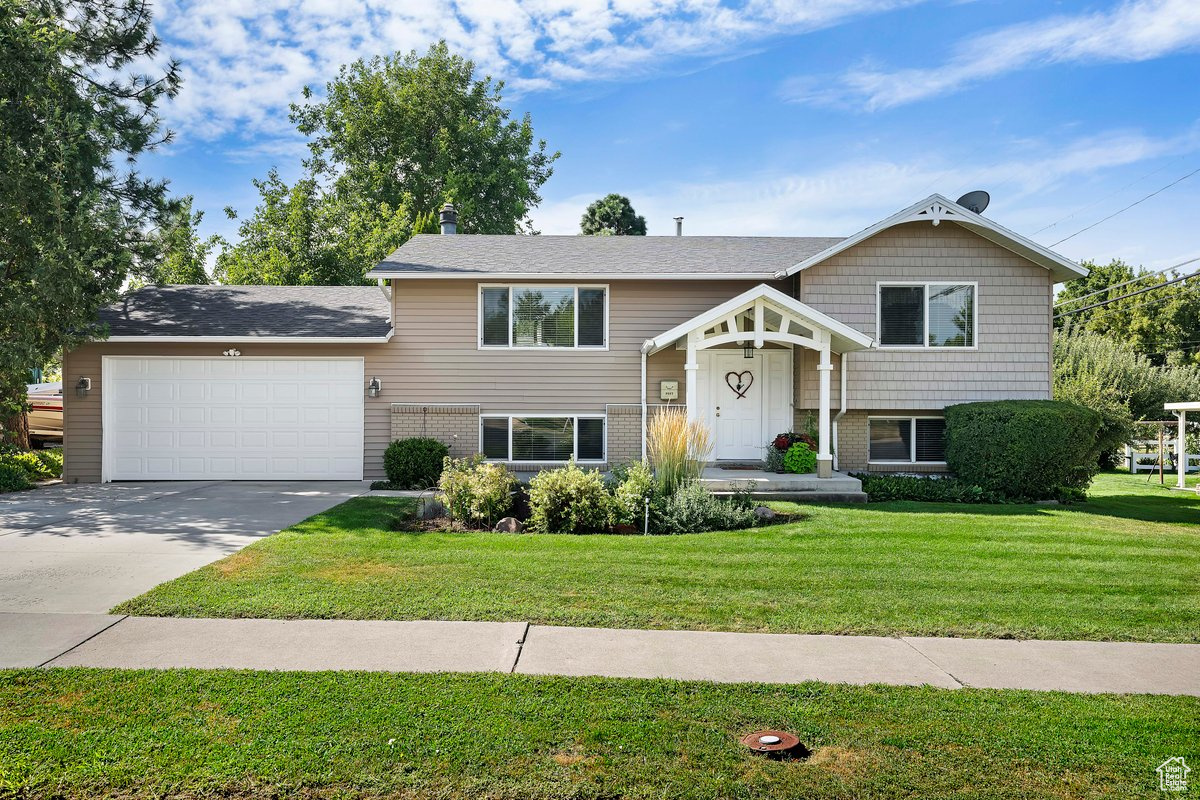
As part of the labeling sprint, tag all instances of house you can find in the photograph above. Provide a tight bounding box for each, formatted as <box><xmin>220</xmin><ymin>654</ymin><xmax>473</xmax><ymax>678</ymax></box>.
<box><xmin>60</xmin><ymin>194</ymin><xmax>1086</xmax><ymax>483</ymax></box>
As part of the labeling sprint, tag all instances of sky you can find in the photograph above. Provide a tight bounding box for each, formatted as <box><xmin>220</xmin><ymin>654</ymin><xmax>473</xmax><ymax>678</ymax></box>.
<box><xmin>141</xmin><ymin>0</ymin><xmax>1200</xmax><ymax>272</ymax></box>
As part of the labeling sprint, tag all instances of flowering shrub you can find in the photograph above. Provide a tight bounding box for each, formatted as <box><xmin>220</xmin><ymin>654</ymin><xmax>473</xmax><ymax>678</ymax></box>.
<box><xmin>528</xmin><ymin>461</ymin><xmax>614</xmax><ymax>534</ymax></box>
<box><xmin>438</xmin><ymin>455</ymin><xmax>517</xmax><ymax>527</ymax></box>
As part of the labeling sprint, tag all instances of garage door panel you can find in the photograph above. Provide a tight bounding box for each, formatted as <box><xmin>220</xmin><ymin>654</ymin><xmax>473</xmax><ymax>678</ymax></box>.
<box><xmin>105</xmin><ymin>357</ymin><xmax>364</xmax><ymax>481</ymax></box>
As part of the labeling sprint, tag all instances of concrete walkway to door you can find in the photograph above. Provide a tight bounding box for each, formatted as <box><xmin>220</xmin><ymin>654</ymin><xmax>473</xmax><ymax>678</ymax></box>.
<box><xmin>0</xmin><ymin>480</ymin><xmax>367</xmax><ymax>666</ymax></box>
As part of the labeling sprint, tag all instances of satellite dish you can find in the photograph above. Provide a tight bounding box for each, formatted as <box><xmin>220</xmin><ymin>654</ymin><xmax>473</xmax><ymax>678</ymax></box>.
<box><xmin>956</xmin><ymin>190</ymin><xmax>990</xmax><ymax>214</ymax></box>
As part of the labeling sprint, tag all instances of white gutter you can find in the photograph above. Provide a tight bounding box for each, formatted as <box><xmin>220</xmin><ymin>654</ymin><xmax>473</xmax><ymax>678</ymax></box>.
<box><xmin>831</xmin><ymin>351</ymin><xmax>849</xmax><ymax>472</ymax></box>
<box><xmin>104</xmin><ymin>332</ymin><xmax>394</xmax><ymax>344</ymax></box>
<box><xmin>368</xmin><ymin>271</ymin><xmax>780</xmax><ymax>281</ymax></box>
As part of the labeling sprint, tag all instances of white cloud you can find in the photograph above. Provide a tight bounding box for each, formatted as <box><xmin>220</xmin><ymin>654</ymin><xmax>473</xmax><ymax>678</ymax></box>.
<box><xmin>531</xmin><ymin>122</ymin><xmax>1200</xmax><ymax>268</ymax></box>
<box><xmin>152</xmin><ymin>0</ymin><xmax>925</xmax><ymax>141</ymax></box>
<box><xmin>783</xmin><ymin>0</ymin><xmax>1200</xmax><ymax>110</ymax></box>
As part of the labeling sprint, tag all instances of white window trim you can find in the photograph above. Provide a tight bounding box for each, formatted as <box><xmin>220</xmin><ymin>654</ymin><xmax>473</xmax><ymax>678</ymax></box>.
<box><xmin>478</xmin><ymin>284</ymin><xmax>610</xmax><ymax>351</ymax></box>
<box><xmin>480</xmin><ymin>413</ymin><xmax>607</xmax><ymax>463</ymax></box>
<box><xmin>867</xmin><ymin>415</ymin><xmax>947</xmax><ymax>465</ymax></box>
<box><xmin>876</xmin><ymin>281</ymin><xmax>978</xmax><ymax>351</ymax></box>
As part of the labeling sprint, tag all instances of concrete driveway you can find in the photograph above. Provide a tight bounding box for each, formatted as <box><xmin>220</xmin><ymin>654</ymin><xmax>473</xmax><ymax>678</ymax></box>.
<box><xmin>0</xmin><ymin>480</ymin><xmax>366</xmax><ymax>666</ymax></box>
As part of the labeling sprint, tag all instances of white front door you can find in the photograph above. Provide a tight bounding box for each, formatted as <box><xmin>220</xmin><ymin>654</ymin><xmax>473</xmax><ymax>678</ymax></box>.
<box><xmin>701</xmin><ymin>350</ymin><xmax>792</xmax><ymax>461</ymax></box>
<box><xmin>103</xmin><ymin>356</ymin><xmax>365</xmax><ymax>481</ymax></box>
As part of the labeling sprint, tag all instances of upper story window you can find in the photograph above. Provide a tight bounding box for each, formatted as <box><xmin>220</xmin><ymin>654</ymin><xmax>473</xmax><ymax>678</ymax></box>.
<box><xmin>878</xmin><ymin>282</ymin><xmax>976</xmax><ymax>348</ymax></box>
<box><xmin>480</xmin><ymin>285</ymin><xmax>607</xmax><ymax>349</ymax></box>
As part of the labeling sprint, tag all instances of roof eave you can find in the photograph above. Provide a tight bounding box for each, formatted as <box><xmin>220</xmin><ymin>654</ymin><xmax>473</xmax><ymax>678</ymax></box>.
<box><xmin>367</xmin><ymin>270</ymin><xmax>781</xmax><ymax>280</ymax></box>
<box><xmin>103</xmin><ymin>332</ymin><xmax>394</xmax><ymax>344</ymax></box>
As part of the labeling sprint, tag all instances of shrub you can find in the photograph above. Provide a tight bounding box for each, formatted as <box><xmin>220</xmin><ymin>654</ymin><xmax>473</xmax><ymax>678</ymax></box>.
<box><xmin>944</xmin><ymin>400</ymin><xmax>1103</xmax><ymax>500</ymax></box>
<box><xmin>652</xmin><ymin>482</ymin><xmax>757</xmax><ymax>534</ymax></box>
<box><xmin>0</xmin><ymin>451</ymin><xmax>55</xmax><ymax>481</ymax></box>
<box><xmin>610</xmin><ymin>460</ymin><xmax>656</xmax><ymax>528</ymax></box>
<box><xmin>383</xmin><ymin>437</ymin><xmax>449</xmax><ymax>489</ymax></box>
<box><xmin>851</xmin><ymin>473</ymin><xmax>999</xmax><ymax>503</ymax></box>
<box><xmin>0</xmin><ymin>463</ymin><xmax>32</xmax><ymax>493</ymax></box>
<box><xmin>438</xmin><ymin>455</ymin><xmax>517</xmax><ymax>527</ymax></box>
<box><xmin>782</xmin><ymin>443</ymin><xmax>817</xmax><ymax>474</ymax></box>
<box><xmin>527</xmin><ymin>461</ymin><xmax>614</xmax><ymax>534</ymax></box>
<box><xmin>33</xmin><ymin>449</ymin><xmax>63</xmax><ymax>478</ymax></box>
<box><xmin>647</xmin><ymin>408</ymin><xmax>713</xmax><ymax>497</ymax></box>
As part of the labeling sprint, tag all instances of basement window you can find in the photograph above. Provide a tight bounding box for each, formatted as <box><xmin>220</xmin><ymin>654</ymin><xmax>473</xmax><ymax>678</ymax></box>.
<box><xmin>868</xmin><ymin>417</ymin><xmax>946</xmax><ymax>463</ymax></box>
<box><xmin>481</xmin><ymin>415</ymin><xmax>606</xmax><ymax>462</ymax></box>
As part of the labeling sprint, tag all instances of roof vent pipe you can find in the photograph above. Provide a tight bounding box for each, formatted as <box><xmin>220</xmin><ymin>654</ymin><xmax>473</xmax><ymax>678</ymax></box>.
<box><xmin>439</xmin><ymin>203</ymin><xmax>458</xmax><ymax>235</ymax></box>
<box><xmin>674</xmin><ymin>216</ymin><xmax>683</xmax><ymax>236</ymax></box>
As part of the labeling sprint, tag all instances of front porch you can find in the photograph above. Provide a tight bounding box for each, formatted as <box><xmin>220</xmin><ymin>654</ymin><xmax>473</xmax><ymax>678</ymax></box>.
<box><xmin>641</xmin><ymin>283</ymin><xmax>875</xmax><ymax>479</ymax></box>
<box><xmin>699</xmin><ymin>466</ymin><xmax>867</xmax><ymax>502</ymax></box>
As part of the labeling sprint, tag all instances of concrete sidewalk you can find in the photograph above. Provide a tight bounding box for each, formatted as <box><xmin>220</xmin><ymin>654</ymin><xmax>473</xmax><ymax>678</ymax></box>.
<box><xmin>20</xmin><ymin>615</ymin><xmax>1199</xmax><ymax>696</ymax></box>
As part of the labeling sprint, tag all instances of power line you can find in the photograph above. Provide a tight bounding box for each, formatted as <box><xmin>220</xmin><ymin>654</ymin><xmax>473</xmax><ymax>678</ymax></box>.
<box><xmin>1032</xmin><ymin>157</ymin><xmax>1184</xmax><ymax>236</ymax></box>
<box><xmin>1054</xmin><ymin>269</ymin><xmax>1200</xmax><ymax>319</ymax></box>
<box><xmin>1060</xmin><ymin>276</ymin><xmax>1200</xmax><ymax>322</ymax></box>
<box><xmin>1054</xmin><ymin>255</ymin><xmax>1200</xmax><ymax>308</ymax></box>
<box><xmin>1049</xmin><ymin>165</ymin><xmax>1200</xmax><ymax>247</ymax></box>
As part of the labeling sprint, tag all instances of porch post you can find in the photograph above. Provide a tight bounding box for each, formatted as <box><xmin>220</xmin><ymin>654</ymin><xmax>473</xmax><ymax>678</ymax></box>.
<box><xmin>817</xmin><ymin>335</ymin><xmax>833</xmax><ymax>478</ymax></box>
<box><xmin>1178</xmin><ymin>410</ymin><xmax>1187</xmax><ymax>489</ymax></box>
<box><xmin>685</xmin><ymin>331</ymin><xmax>700</xmax><ymax>424</ymax></box>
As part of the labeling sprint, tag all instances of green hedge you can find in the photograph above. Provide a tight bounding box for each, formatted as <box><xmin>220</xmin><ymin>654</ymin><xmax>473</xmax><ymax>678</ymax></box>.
<box><xmin>851</xmin><ymin>473</ymin><xmax>1001</xmax><ymax>504</ymax></box>
<box><xmin>383</xmin><ymin>437</ymin><xmax>449</xmax><ymax>489</ymax></box>
<box><xmin>944</xmin><ymin>400</ymin><xmax>1102</xmax><ymax>500</ymax></box>
<box><xmin>0</xmin><ymin>463</ymin><xmax>32</xmax><ymax>492</ymax></box>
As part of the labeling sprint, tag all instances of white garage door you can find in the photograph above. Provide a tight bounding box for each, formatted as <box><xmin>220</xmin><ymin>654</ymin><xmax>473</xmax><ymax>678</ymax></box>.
<box><xmin>104</xmin><ymin>357</ymin><xmax>365</xmax><ymax>481</ymax></box>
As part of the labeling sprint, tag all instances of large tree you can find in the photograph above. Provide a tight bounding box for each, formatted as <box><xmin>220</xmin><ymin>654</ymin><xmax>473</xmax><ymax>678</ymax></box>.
<box><xmin>0</xmin><ymin>0</ymin><xmax>179</xmax><ymax>447</ymax></box>
<box><xmin>220</xmin><ymin>42</ymin><xmax>558</xmax><ymax>285</ymax></box>
<box><xmin>1055</xmin><ymin>259</ymin><xmax>1200</xmax><ymax>365</ymax></box>
<box><xmin>580</xmin><ymin>193</ymin><xmax>647</xmax><ymax>236</ymax></box>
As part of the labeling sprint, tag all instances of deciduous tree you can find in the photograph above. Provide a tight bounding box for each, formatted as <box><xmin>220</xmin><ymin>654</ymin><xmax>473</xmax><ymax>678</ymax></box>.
<box><xmin>580</xmin><ymin>194</ymin><xmax>647</xmax><ymax>236</ymax></box>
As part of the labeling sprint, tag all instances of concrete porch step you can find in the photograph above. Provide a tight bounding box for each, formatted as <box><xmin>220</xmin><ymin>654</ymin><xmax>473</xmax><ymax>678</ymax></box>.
<box><xmin>712</xmin><ymin>490</ymin><xmax>869</xmax><ymax>504</ymax></box>
<box><xmin>699</xmin><ymin>467</ymin><xmax>863</xmax><ymax>494</ymax></box>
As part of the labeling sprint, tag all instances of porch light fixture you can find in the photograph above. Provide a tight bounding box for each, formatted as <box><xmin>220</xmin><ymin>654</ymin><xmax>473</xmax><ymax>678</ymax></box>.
<box><xmin>367</xmin><ymin>376</ymin><xmax>382</xmax><ymax>398</ymax></box>
<box><xmin>743</xmin><ymin>345</ymin><xmax>755</xmax><ymax>359</ymax></box>
<box><xmin>75</xmin><ymin>377</ymin><xmax>91</xmax><ymax>398</ymax></box>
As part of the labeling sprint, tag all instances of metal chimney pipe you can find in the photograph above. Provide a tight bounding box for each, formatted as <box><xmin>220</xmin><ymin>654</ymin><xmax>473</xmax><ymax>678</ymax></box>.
<box><xmin>439</xmin><ymin>203</ymin><xmax>458</xmax><ymax>235</ymax></box>
<box><xmin>674</xmin><ymin>216</ymin><xmax>683</xmax><ymax>236</ymax></box>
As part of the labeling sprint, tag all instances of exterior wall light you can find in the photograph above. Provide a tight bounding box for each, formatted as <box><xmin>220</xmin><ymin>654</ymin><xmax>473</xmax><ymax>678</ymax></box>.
<box><xmin>743</xmin><ymin>345</ymin><xmax>755</xmax><ymax>359</ymax></box>
<box><xmin>367</xmin><ymin>376</ymin><xmax>382</xmax><ymax>398</ymax></box>
<box><xmin>75</xmin><ymin>377</ymin><xmax>91</xmax><ymax>398</ymax></box>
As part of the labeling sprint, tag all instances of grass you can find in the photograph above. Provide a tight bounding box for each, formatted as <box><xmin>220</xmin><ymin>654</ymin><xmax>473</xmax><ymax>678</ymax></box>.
<box><xmin>1</xmin><ymin>668</ymin><xmax>1196</xmax><ymax>799</ymax></box>
<box><xmin>114</xmin><ymin>472</ymin><xmax>1200</xmax><ymax>642</ymax></box>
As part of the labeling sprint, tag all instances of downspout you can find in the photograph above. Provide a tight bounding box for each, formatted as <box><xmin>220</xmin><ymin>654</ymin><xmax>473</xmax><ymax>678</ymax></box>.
<box><xmin>832</xmin><ymin>351</ymin><xmax>849</xmax><ymax>472</ymax></box>
<box><xmin>640</xmin><ymin>341</ymin><xmax>651</xmax><ymax>463</ymax></box>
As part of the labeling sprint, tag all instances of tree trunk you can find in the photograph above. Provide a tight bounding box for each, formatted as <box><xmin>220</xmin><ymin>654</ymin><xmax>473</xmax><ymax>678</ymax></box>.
<box><xmin>0</xmin><ymin>385</ymin><xmax>30</xmax><ymax>450</ymax></box>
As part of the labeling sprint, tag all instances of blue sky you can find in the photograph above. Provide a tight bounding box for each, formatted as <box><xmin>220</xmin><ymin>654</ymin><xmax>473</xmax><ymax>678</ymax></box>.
<box><xmin>142</xmin><ymin>0</ymin><xmax>1200</xmax><ymax>271</ymax></box>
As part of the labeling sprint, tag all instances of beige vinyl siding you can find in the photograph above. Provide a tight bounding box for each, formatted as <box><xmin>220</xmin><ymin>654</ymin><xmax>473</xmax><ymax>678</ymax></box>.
<box><xmin>796</xmin><ymin>222</ymin><xmax>1053</xmax><ymax>410</ymax></box>
<box><xmin>62</xmin><ymin>342</ymin><xmax>391</xmax><ymax>483</ymax></box>
<box><xmin>391</xmin><ymin>279</ymin><xmax>765</xmax><ymax>410</ymax></box>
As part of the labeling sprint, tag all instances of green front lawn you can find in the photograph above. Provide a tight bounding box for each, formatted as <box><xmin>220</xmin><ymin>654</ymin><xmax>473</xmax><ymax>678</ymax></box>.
<box><xmin>114</xmin><ymin>472</ymin><xmax>1200</xmax><ymax>642</ymax></box>
<box><xmin>2</xmin><ymin>669</ymin><xmax>1196</xmax><ymax>799</ymax></box>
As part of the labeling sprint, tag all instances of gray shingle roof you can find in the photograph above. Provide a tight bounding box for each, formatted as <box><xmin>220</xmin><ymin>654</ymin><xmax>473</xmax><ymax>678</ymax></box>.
<box><xmin>368</xmin><ymin>234</ymin><xmax>846</xmax><ymax>277</ymax></box>
<box><xmin>99</xmin><ymin>285</ymin><xmax>392</xmax><ymax>338</ymax></box>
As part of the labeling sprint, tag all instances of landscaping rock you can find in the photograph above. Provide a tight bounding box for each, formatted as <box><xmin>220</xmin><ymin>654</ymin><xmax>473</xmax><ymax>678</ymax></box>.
<box><xmin>754</xmin><ymin>506</ymin><xmax>777</xmax><ymax>521</ymax></box>
<box><xmin>494</xmin><ymin>517</ymin><xmax>524</xmax><ymax>532</ymax></box>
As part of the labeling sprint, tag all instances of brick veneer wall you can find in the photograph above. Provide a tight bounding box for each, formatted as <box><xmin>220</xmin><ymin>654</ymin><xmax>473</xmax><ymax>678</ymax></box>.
<box><xmin>605</xmin><ymin>404</ymin><xmax>673</xmax><ymax>467</ymax></box>
<box><xmin>390</xmin><ymin>404</ymin><xmax>479</xmax><ymax>458</ymax></box>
